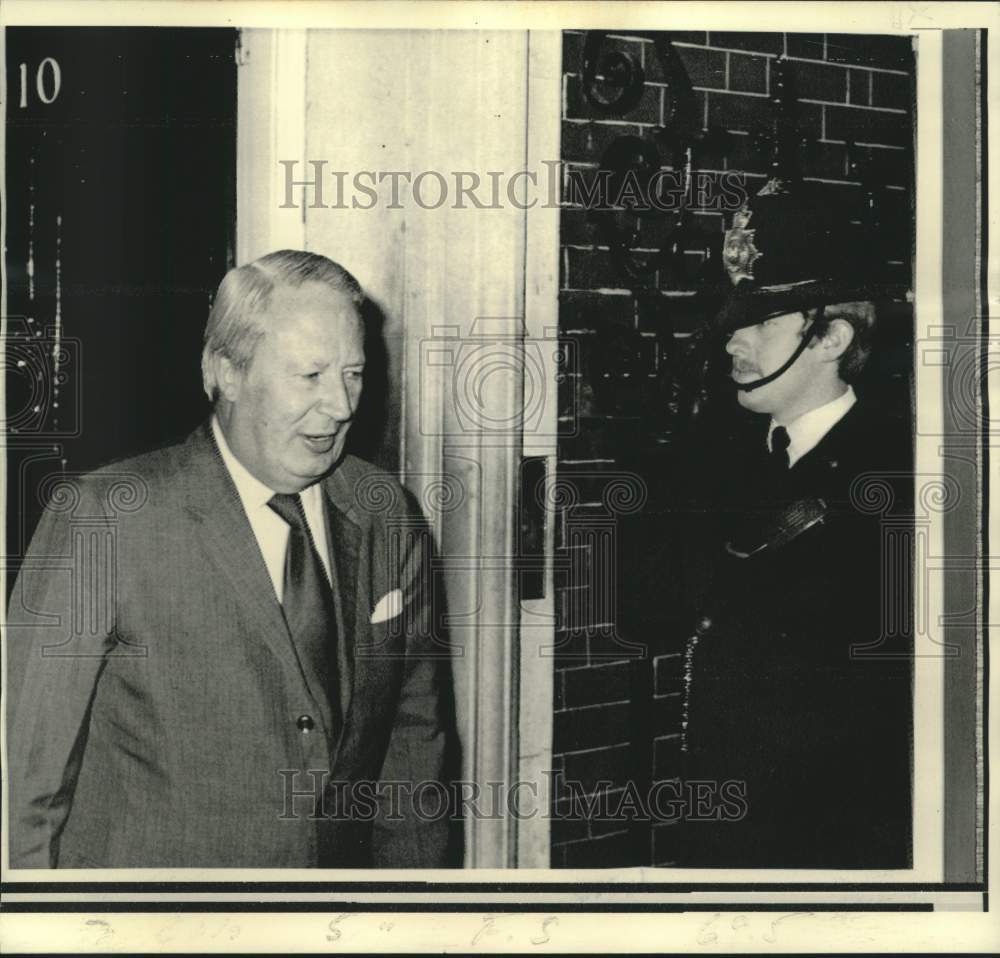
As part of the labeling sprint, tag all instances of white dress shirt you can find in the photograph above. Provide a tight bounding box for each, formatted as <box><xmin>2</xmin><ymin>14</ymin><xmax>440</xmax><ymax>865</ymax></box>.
<box><xmin>211</xmin><ymin>416</ymin><xmax>333</xmax><ymax>601</ymax></box>
<box><xmin>767</xmin><ymin>385</ymin><xmax>857</xmax><ymax>468</ymax></box>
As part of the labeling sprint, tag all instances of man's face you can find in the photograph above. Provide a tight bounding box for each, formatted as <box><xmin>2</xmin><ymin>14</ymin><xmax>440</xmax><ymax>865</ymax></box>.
<box><xmin>725</xmin><ymin>311</ymin><xmax>820</xmax><ymax>420</ymax></box>
<box><xmin>222</xmin><ymin>281</ymin><xmax>365</xmax><ymax>493</ymax></box>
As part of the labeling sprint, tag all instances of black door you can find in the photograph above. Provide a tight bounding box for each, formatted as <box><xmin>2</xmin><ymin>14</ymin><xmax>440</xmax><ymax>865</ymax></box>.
<box><xmin>5</xmin><ymin>27</ymin><xmax>237</xmax><ymax>588</ymax></box>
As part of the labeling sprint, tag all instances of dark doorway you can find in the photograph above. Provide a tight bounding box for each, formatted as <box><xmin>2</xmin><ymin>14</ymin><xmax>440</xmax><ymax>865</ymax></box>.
<box><xmin>5</xmin><ymin>27</ymin><xmax>237</xmax><ymax>588</ymax></box>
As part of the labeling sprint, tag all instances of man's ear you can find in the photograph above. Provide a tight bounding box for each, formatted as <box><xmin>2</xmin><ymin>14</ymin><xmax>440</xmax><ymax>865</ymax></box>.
<box><xmin>818</xmin><ymin>317</ymin><xmax>855</xmax><ymax>364</ymax></box>
<box><xmin>215</xmin><ymin>354</ymin><xmax>244</xmax><ymax>403</ymax></box>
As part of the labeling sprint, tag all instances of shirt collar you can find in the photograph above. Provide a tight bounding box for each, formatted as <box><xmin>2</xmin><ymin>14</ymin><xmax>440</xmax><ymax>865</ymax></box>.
<box><xmin>211</xmin><ymin>415</ymin><xmax>325</xmax><ymax>517</ymax></box>
<box><xmin>767</xmin><ymin>385</ymin><xmax>857</xmax><ymax>468</ymax></box>
<box><xmin>211</xmin><ymin>415</ymin><xmax>276</xmax><ymax>512</ymax></box>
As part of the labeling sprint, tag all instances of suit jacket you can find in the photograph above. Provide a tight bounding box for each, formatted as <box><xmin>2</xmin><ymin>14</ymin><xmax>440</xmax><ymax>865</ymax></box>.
<box><xmin>5</xmin><ymin>422</ymin><xmax>456</xmax><ymax>868</ymax></box>
<box><xmin>679</xmin><ymin>399</ymin><xmax>913</xmax><ymax>868</ymax></box>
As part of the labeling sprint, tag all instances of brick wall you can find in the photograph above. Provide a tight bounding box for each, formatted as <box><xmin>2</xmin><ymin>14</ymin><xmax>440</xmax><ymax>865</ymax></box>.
<box><xmin>551</xmin><ymin>29</ymin><xmax>915</xmax><ymax>868</ymax></box>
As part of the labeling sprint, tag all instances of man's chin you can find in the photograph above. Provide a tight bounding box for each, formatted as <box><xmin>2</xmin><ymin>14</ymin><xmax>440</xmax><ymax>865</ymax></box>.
<box><xmin>735</xmin><ymin>387</ymin><xmax>768</xmax><ymax>412</ymax></box>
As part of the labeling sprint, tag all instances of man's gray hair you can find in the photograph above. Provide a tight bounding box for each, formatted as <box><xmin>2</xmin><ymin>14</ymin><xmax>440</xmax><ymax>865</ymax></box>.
<box><xmin>201</xmin><ymin>249</ymin><xmax>363</xmax><ymax>402</ymax></box>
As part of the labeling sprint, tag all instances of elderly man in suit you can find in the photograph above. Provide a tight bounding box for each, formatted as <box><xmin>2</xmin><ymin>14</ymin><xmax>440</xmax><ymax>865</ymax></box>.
<box><xmin>5</xmin><ymin>249</ymin><xmax>456</xmax><ymax>868</ymax></box>
<box><xmin>677</xmin><ymin>182</ymin><xmax>913</xmax><ymax>868</ymax></box>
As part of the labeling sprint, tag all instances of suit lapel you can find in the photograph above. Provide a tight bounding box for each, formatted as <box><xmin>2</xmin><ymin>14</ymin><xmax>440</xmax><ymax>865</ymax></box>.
<box><xmin>181</xmin><ymin>422</ymin><xmax>336</xmax><ymax>738</ymax></box>
<box><xmin>322</xmin><ymin>492</ymin><xmax>360</xmax><ymax>727</ymax></box>
<box><xmin>322</xmin><ymin>461</ymin><xmax>408</xmax><ymax>773</ymax></box>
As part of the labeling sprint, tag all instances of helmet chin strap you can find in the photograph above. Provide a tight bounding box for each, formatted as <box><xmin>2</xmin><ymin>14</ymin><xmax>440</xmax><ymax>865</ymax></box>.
<box><xmin>734</xmin><ymin>305</ymin><xmax>824</xmax><ymax>393</ymax></box>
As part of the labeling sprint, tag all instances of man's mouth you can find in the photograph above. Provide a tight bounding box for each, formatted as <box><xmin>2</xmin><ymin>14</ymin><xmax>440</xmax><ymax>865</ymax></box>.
<box><xmin>302</xmin><ymin>433</ymin><xmax>337</xmax><ymax>454</ymax></box>
<box><xmin>731</xmin><ymin>364</ymin><xmax>760</xmax><ymax>382</ymax></box>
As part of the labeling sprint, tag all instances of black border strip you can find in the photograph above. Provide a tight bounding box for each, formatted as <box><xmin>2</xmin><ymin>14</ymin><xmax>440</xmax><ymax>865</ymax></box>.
<box><xmin>3</xmin><ymin>953</ymin><xmax>985</xmax><ymax>958</ymax></box>
<box><xmin>978</xmin><ymin>24</ymin><xmax>991</xmax><ymax>897</ymax></box>
<box><xmin>0</xmin><ymin>901</ymin><xmax>936</xmax><ymax>914</ymax></box>
<box><xmin>0</xmin><ymin>880</ymin><xmax>986</xmax><ymax>894</ymax></box>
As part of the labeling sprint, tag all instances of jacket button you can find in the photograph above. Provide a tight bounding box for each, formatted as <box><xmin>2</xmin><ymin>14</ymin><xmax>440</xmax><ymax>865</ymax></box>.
<box><xmin>696</xmin><ymin>616</ymin><xmax>713</xmax><ymax>635</ymax></box>
<box><xmin>296</xmin><ymin>714</ymin><xmax>315</xmax><ymax>732</ymax></box>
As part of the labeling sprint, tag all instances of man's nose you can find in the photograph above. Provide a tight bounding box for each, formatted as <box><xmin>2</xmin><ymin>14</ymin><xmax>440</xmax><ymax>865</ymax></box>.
<box><xmin>317</xmin><ymin>377</ymin><xmax>354</xmax><ymax>421</ymax></box>
<box><xmin>725</xmin><ymin>330</ymin><xmax>747</xmax><ymax>356</ymax></box>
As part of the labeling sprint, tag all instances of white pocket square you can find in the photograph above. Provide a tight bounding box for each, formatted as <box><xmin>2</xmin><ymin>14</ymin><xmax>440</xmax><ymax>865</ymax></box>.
<box><xmin>371</xmin><ymin>589</ymin><xmax>403</xmax><ymax>624</ymax></box>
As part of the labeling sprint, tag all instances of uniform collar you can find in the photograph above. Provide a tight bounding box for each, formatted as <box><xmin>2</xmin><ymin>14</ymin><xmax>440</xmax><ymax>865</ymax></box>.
<box><xmin>767</xmin><ymin>385</ymin><xmax>857</xmax><ymax>468</ymax></box>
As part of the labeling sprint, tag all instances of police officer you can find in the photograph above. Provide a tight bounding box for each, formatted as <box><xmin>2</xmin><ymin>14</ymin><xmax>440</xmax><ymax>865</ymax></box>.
<box><xmin>678</xmin><ymin>179</ymin><xmax>913</xmax><ymax>868</ymax></box>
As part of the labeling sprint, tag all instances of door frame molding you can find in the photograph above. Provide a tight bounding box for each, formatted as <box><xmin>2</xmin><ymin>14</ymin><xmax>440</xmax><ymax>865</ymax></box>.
<box><xmin>515</xmin><ymin>30</ymin><xmax>562</xmax><ymax>869</ymax></box>
<box><xmin>236</xmin><ymin>28</ymin><xmax>307</xmax><ymax>263</ymax></box>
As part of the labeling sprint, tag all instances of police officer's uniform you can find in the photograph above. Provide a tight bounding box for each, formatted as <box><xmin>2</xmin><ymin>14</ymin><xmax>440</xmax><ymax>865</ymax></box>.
<box><xmin>678</xmin><ymin>180</ymin><xmax>913</xmax><ymax>869</ymax></box>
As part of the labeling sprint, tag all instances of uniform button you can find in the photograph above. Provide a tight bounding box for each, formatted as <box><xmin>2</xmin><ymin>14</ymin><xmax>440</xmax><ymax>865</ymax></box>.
<box><xmin>296</xmin><ymin>714</ymin><xmax>315</xmax><ymax>732</ymax></box>
<box><xmin>696</xmin><ymin>616</ymin><xmax>713</xmax><ymax>635</ymax></box>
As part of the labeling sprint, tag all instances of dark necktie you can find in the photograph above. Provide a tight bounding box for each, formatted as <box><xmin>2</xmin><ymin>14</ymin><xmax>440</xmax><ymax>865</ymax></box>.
<box><xmin>769</xmin><ymin>425</ymin><xmax>790</xmax><ymax>471</ymax></box>
<box><xmin>268</xmin><ymin>492</ymin><xmax>337</xmax><ymax>703</ymax></box>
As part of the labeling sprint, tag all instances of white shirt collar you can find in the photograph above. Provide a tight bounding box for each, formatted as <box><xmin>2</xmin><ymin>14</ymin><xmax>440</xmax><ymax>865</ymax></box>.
<box><xmin>768</xmin><ymin>385</ymin><xmax>857</xmax><ymax>468</ymax></box>
<box><xmin>211</xmin><ymin>415</ymin><xmax>277</xmax><ymax>511</ymax></box>
<box><xmin>211</xmin><ymin>415</ymin><xmax>324</xmax><ymax>511</ymax></box>
<box><xmin>210</xmin><ymin>415</ymin><xmax>331</xmax><ymax>598</ymax></box>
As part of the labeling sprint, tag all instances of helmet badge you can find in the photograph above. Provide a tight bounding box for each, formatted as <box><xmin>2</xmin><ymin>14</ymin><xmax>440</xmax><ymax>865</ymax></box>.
<box><xmin>723</xmin><ymin>208</ymin><xmax>762</xmax><ymax>285</ymax></box>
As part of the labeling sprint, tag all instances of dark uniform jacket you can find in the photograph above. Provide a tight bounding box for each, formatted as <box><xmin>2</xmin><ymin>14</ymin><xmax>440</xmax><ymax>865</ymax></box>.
<box><xmin>679</xmin><ymin>399</ymin><xmax>913</xmax><ymax>868</ymax></box>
